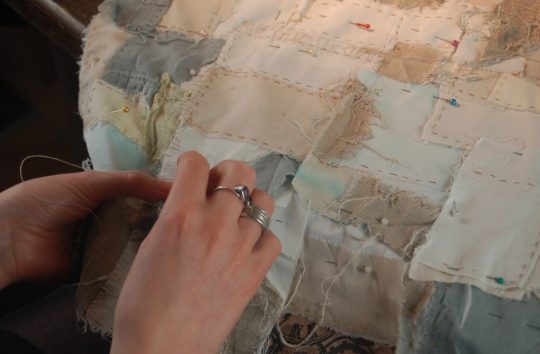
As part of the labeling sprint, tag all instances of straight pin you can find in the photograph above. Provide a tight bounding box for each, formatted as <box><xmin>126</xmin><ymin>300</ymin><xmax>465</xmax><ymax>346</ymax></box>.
<box><xmin>435</xmin><ymin>36</ymin><xmax>460</xmax><ymax>48</ymax></box>
<box><xmin>434</xmin><ymin>96</ymin><xmax>458</xmax><ymax>106</ymax></box>
<box><xmin>349</xmin><ymin>21</ymin><xmax>372</xmax><ymax>31</ymax></box>
<box><xmin>487</xmin><ymin>275</ymin><xmax>505</xmax><ymax>285</ymax></box>
<box><xmin>110</xmin><ymin>106</ymin><xmax>129</xmax><ymax>113</ymax></box>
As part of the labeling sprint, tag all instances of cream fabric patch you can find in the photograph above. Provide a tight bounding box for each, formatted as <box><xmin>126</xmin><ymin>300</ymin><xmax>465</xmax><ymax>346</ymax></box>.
<box><xmin>145</xmin><ymin>74</ymin><xmax>189</xmax><ymax>161</ymax></box>
<box><xmin>82</xmin><ymin>79</ymin><xmax>148</xmax><ymax>142</ymax></box>
<box><xmin>487</xmin><ymin>74</ymin><xmax>540</xmax><ymax>113</ymax></box>
<box><xmin>157</xmin><ymin>0</ymin><xmax>236</xmax><ymax>35</ymax></box>
<box><xmin>421</xmin><ymin>84</ymin><xmax>540</xmax><ymax>149</ymax></box>
<box><xmin>180</xmin><ymin>67</ymin><xmax>338</xmax><ymax>159</ymax></box>
<box><xmin>215</xmin><ymin>0</ymin><xmax>301</xmax><ymax>35</ymax></box>
<box><xmin>410</xmin><ymin>139</ymin><xmax>540</xmax><ymax>300</ymax></box>
<box><xmin>287</xmin><ymin>213</ymin><xmax>407</xmax><ymax>344</ymax></box>
<box><xmin>79</xmin><ymin>10</ymin><xmax>132</xmax><ymax>123</ymax></box>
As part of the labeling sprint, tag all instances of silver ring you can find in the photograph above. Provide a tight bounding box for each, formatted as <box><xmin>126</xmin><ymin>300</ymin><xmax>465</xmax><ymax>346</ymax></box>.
<box><xmin>241</xmin><ymin>205</ymin><xmax>271</xmax><ymax>232</ymax></box>
<box><xmin>214</xmin><ymin>185</ymin><xmax>253</xmax><ymax>209</ymax></box>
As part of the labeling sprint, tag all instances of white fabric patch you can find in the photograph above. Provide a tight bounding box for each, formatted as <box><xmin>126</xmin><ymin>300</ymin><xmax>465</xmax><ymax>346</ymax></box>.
<box><xmin>267</xmin><ymin>191</ymin><xmax>310</xmax><ymax>299</ymax></box>
<box><xmin>287</xmin><ymin>212</ymin><xmax>406</xmax><ymax>344</ymax></box>
<box><xmin>357</xmin><ymin>70</ymin><xmax>440</xmax><ymax>138</ymax></box>
<box><xmin>410</xmin><ymin>139</ymin><xmax>540</xmax><ymax>300</ymax></box>
<box><xmin>217</xmin><ymin>28</ymin><xmax>381</xmax><ymax>89</ymax></box>
<box><xmin>292</xmin><ymin>0</ymin><xmax>468</xmax><ymax>54</ymax></box>
<box><xmin>421</xmin><ymin>84</ymin><xmax>540</xmax><ymax>150</ymax></box>
<box><xmin>158</xmin><ymin>126</ymin><xmax>271</xmax><ymax>179</ymax></box>
<box><xmin>342</xmin><ymin>126</ymin><xmax>460</xmax><ymax>206</ymax></box>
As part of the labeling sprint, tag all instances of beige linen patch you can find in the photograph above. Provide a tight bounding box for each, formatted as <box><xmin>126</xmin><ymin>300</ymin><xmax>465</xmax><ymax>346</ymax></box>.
<box><xmin>181</xmin><ymin>67</ymin><xmax>341</xmax><ymax>159</ymax></box>
<box><xmin>377</xmin><ymin>43</ymin><xmax>442</xmax><ymax>84</ymax></box>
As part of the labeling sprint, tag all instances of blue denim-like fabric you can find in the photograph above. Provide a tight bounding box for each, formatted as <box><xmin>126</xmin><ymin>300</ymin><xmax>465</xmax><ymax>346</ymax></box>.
<box><xmin>398</xmin><ymin>283</ymin><xmax>540</xmax><ymax>354</ymax></box>
<box><xmin>253</xmin><ymin>154</ymin><xmax>300</xmax><ymax>196</ymax></box>
<box><xmin>107</xmin><ymin>0</ymin><xmax>171</xmax><ymax>34</ymax></box>
<box><xmin>103</xmin><ymin>32</ymin><xmax>224</xmax><ymax>103</ymax></box>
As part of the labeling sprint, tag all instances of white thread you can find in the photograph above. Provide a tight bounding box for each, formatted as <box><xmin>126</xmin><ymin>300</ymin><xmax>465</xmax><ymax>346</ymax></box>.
<box><xmin>19</xmin><ymin>154</ymin><xmax>85</xmax><ymax>182</ymax></box>
<box><xmin>275</xmin><ymin>248</ymin><xmax>363</xmax><ymax>348</ymax></box>
<box><xmin>82</xmin><ymin>158</ymin><xmax>94</xmax><ymax>171</ymax></box>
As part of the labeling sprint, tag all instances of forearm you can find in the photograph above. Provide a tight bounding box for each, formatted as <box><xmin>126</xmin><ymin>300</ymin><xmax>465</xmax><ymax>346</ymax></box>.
<box><xmin>0</xmin><ymin>214</ymin><xmax>15</xmax><ymax>289</ymax></box>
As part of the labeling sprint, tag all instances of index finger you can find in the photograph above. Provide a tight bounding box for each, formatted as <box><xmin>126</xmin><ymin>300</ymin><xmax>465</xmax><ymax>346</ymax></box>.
<box><xmin>162</xmin><ymin>151</ymin><xmax>210</xmax><ymax>212</ymax></box>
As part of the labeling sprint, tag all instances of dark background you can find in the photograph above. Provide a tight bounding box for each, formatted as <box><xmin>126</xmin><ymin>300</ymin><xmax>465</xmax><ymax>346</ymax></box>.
<box><xmin>0</xmin><ymin>3</ymin><xmax>111</xmax><ymax>352</ymax></box>
<box><xmin>0</xmin><ymin>2</ymin><xmax>88</xmax><ymax>193</ymax></box>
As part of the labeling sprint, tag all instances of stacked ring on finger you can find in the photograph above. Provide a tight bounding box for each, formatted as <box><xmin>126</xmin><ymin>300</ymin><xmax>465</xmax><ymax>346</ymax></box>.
<box><xmin>241</xmin><ymin>205</ymin><xmax>271</xmax><ymax>231</ymax></box>
<box><xmin>213</xmin><ymin>185</ymin><xmax>271</xmax><ymax>234</ymax></box>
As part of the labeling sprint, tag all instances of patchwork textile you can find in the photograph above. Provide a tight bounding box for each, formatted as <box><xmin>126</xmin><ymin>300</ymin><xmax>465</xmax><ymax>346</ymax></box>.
<box><xmin>397</xmin><ymin>283</ymin><xmax>540</xmax><ymax>354</ymax></box>
<box><xmin>78</xmin><ymin>0</ymin><xmax>540</xmax><ymax>352</ymax></box>
<box><xmin>410</xmin><ymin>139</ymin><xmax>540</xmax><ymax>299</ymax></box>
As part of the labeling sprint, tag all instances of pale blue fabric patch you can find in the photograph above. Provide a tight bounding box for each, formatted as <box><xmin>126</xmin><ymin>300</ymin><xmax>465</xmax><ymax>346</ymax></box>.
<box><xmin>253</xmin><ymin>154</ymin><xmax>300</xmax><ymax>196</ymax></box>
<box><xmin>103</xmin><ymin>33</ymin><xmax>224</xmax><ymax>103</ymax></box>
<box><xmin>398</xmin><ymin>283</ymin><xmax>540</xmax><ymax>354</ymax></box>
<box><xmin>107</xmin><ymin>0</ymin><xmax>171</xmax><ymax>34</ymax></box>
<box><xmin>84</xmin><ymin>122</ymin><xmax>150</xmax><ymax>172</ymax></box>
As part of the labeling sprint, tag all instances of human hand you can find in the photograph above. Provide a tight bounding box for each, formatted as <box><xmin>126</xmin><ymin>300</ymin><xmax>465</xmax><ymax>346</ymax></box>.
<box><xmin>0</xmin><ymin>170</ymin><xmax>171</xmax><ymax>289</ymax></box>
<box><xmin>111</xmin><ymin>151</ymin><xmax>281</xmax><ymax>354</ymax></box>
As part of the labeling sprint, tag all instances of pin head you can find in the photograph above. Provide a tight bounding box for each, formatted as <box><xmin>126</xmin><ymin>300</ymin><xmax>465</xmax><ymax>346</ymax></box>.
<box><xmin>451</xmin><ymin>40</ymin><xmax>460</xmax><ymax>48</ymax></box>
<box><xmin>122</xmin><ymin>106</ymin><xmax>129</xmax><ymax>113</ymax></box>
<box><xmin>449</xmin><ymin>98</ymin><xmax>458</xmax><ymax>106</ymax></box>
<box><xmin>494</xmin><ymin>277</ymin><xmax>505</xmax><ymax>285</ymax></box>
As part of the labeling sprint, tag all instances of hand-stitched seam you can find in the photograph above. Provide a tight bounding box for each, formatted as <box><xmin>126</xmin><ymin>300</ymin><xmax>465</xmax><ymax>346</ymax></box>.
<box><xmin>317</xmin><ymin>158</ymin><xmax>445</xmax><ymax>192</ymax></box>
<box><xmin>237</xmin><ymin>21</ymin><xmax>385</xmax><ymax>50</ymax></box>
<box><xmin>423</xmin><ymin>232</ymin><xmax>540</xmax><ymax>288</ymax></box>
<box><xmin>469</xmin><ymin>170</ymin><xmax>537</xmax><ymax>188</ymax></box>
